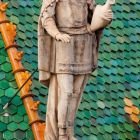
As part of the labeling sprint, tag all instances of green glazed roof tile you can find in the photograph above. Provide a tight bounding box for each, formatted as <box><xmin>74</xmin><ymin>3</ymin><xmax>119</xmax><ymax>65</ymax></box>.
<box><xmin>26</xmin><ymin>129</ymin><xmax>34</xmax><ymax>139</ymax></box>
<box><xmin>12</xmin><ymin>114</ymin><xmax>23</xmax><ymax>123</ymax></box>
<box><xmin>7</xmin><ymin>122</ymin><xmax>18</xmax><ymax>131</ymax></box>
<box><xmin>14</xmin><ymin>130</ymin><xmax>26</xmax><ymax>140</ymax></box>
<box><xmin>1</xmin><ymin>63</ymin><xmax>12</xmax><ymax>73</ymax></box>
<box><xmin>7</xmin><ymin>104</ymin><xmax>17</xmax><ymax>115</ymax></box>
<box><xmin>17</xmin><ymin>105</ymin><xmax>26</xmax><ymax>116</ymax></box>
<box><xmin>5</xmin><ymin>88</ymin><xmax>16</xmax><ymax>98</ymax></box>
<box><xmin>11</xmin><ymin>96</ymin><xmax>22</xmax><ymax>106</ymax></box>
<box><xmin>89</xmin><ymin>135</ymin><xmax>98</xmax><ymax>140</ymax></box>
<box><xmin>81</xmin><ymin>126</ymin><xmax>91</xmax><ymax>135</ymax></box>
<box><xmin>19</xmin><ymin>122</ymin><xmax>29</xmax><ymax>131</ymax></box>
<box><xmin>0</xmin><ymin>89</ymin><xmax>5</xmax><ymax>98</ymax></box>
<box><xmin>0</xmin><ymin>122</ymin><xmax>7</xmax><ymax>131</ymax></box>
<box><xmin>3</xmin><ymin>131</ymin><xmax>14</xmax><ymax>140</ymax></box>
<box><xmin>0</xmin><ymin>80</ymin><xmax>9</xmax><ymax>90</ymax></box>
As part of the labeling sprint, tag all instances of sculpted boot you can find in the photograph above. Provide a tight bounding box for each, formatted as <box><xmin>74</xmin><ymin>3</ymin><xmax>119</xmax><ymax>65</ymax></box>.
<box><xmin>59</xmin><ymin>128</ymin><xmax>68</xmax><ymax>140</ymax></box>
<box><xmin>67</xmin><ymin>126</ymin><xmax>77</xmax><ymax>140</ymax></box>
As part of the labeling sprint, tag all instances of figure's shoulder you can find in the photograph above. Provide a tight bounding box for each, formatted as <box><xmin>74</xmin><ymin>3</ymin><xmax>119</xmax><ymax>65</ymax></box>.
<box><xmin>41</xmin><ymin>0</ymin><xmax>57</xmax><ymax>13</ymax></box>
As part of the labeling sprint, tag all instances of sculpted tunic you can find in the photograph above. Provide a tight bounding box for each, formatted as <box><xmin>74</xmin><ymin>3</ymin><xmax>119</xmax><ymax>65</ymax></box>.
<box><xmin>38</xmin><ymin>0</ymin><xmax>102</xmax><ymax>85</ymax></box>
<box><xmin>44</xmin><ymin>0</ymin><xmax>98</xmax><ymax>74</ymax></box>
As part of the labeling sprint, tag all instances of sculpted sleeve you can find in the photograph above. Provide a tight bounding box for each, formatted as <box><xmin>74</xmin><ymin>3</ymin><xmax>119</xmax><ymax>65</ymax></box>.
<box><xmin>38</xmin><ymin>0</ymin><xmax>60</xmax><ymax>86</ymax></box>
<box><xmin>40</xmin><ymin>0</ymin><xmax>60</xmax><ymax>38</ymax></box>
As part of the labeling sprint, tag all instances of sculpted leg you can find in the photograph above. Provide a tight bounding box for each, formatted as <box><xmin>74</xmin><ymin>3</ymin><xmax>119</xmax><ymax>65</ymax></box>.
<box><xmin>67</xmin><ymin>74</ymin><xmax>90</xmax><ymax>140</ymax></box>
<box><xmin>44</xmin><ymin>75</ymin><xmax>59</xmax><ymax>140</ymax></box>
<box><xmin>56</xmin><ymin>74</ymin><xmax>90</xmax><ymax>140</ymax></box>
<box><xmin>57</xmin><ymin>74</ymin><xmax>73</xmax><ymax>140</ymax></box>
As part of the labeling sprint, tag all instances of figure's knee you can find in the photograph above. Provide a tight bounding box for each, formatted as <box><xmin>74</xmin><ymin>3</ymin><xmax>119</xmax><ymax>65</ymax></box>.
<box><xmin>72</xmin><ymin>89</ymin><xmax>81</xmax><ymax>98</ymax></box>
<box><xmin>57</xmin><ymin>74</ymin><xmax>73</xmax><ymax>94</ymax></box>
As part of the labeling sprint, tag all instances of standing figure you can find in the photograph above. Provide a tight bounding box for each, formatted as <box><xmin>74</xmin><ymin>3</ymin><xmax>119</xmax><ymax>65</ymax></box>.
<box><xmin>38</xmin><ymin>0</ymin><xmax>113</xmax><ymax>140</ymax></box>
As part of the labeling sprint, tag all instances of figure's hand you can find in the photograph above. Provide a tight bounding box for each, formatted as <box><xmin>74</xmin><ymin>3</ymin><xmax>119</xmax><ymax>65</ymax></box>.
<box><xmin>45</xmin><ymin>72</ymin><xmax>51</xmax><ymax>79</ymax></box>
<box><xmin>40</xmin><ymin>71</ymin><xmax>51</xmax><ymax>79</ymax></box>
<box><xmin>39</xmin><ymin>71</ymin><xmax>50</xmax><ymax>87</ymax></box>
<box><xmin>55</xmin><ymin>33</ymin><xmax>71</xmax><ymax>43</ymax></box>
<box><xmin>100</xmin><ymin>9</ymin><xmax>113</xmax><ymax>21</ymax></box>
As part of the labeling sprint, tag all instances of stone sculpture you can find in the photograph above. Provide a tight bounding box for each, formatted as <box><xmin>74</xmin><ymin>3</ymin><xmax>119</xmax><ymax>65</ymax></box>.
<box><xmin>38</xmin><ymin>0</ymin><xmax>114</xmax><ymax>139</ymax></box>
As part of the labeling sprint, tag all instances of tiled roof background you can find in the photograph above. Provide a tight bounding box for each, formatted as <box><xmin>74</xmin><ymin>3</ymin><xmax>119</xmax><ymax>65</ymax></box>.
<box><xmin>0</xmin><ymin>0</ymin><xmax>140</xmax><ymax>139</ymax></box>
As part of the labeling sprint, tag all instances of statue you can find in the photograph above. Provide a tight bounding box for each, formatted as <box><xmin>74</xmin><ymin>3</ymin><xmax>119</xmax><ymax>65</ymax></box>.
<box><xmin>38</xmin><ymin>0</ymin><xmax>115</xmax><ymax>140</ymax></box>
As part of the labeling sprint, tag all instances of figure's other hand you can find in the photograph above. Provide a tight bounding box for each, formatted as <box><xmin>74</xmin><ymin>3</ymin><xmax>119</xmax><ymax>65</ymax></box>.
<box><xmin>39</xmin><ymin>71</ymin><xmax>50</xmax><ymax>87</ymax></box>
<box><xmin>100</xmin><ymin>9</ymin><xmax>113</xmax><ymax>21</ymax></box>
<box><xmin>55</xmin><ymin>33</ymin><xmax>71</xmax><ymax>43</ymax></box>
<box><xmin>45</xmin><ymin>72</ymin><xmax>51</xmax><ymax>79</ymax></box>
<box><xmin>40</xmin><ymin>71</ymin><xmax>51</xmax><ymax>80</ymax></box>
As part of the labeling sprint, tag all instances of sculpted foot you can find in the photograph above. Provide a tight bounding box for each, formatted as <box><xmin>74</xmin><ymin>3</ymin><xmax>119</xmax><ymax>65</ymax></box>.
<box><xmin>59</xmin><ymin>128</ymin><xmax>68</xmax><ymax>140</ymax></box>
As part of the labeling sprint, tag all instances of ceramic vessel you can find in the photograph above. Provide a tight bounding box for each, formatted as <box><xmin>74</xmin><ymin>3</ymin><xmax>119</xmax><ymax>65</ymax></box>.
<box><xmin>90</xmin><ymin>0</ymin><xmax>115</xmax><ymax>32</ymax></box>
